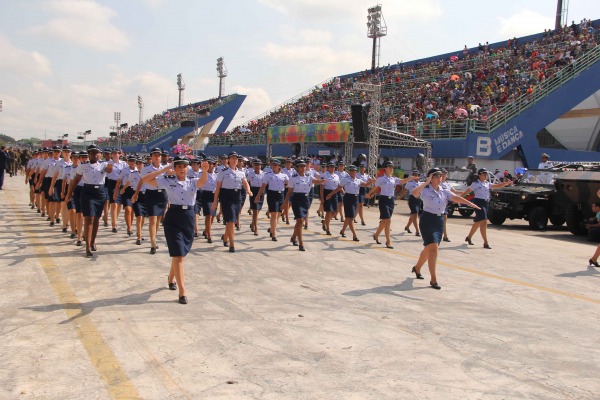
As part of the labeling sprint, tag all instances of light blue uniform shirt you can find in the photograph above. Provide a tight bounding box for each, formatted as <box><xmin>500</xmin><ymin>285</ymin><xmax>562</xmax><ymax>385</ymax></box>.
<box><xmin>321</xmin><ymin>171</ymin><xmax>340</xmax><ymax>190</ymax></box>
<box><xmin>58</xmin><ymin>160</ymin><xmax>72</xmax><ymax>180</ymax></box>
<box><xmin>217</xmin><ymin>167</ymin><xmax>246</xmax><ymax>190</ymax></box>
<box><xmin>107</xmin><ymin>160</ymin><xmax>127</xmax><ymax>180</ymax></box>
<box><xmin>405</xmin><ymin>180</ymin><xmax>420</xmax><ymax>195</ymax></box>
<box><xmin>339</xmin><ymin>176</ymin><xmax>363</xmax><ymax>195</ymax></box>
<box><xmin>246</xmin><ymin>169</ymin><xmax>265</xmax><ymax>188</ymax></box>
<box><xmin>203</xmin><ymin>171</ymin><xmax>217</xmax><ymax>192</ymax></box>
<box><xmin>45</xmin><ymin>158</ymin><xmax>60</xmax><ymax>176</ymax></box>
<box><xmin>375</xmin><ymin>175</ymin><xmax>402</xmax><ymax>197</ymax></box>
<box><xmin>126</xmin><ymin>170</ymin><xmax>142</xmax><ymax>192</ymax></box>
<box><xmin>76</xmin><ymin>161</ymin><xmax>109</xmax><ymax>185</ymax></box>
<box><xmin>468</xmin><ymin>180</ymin><xmax>491</xmax><ymax>201</ymax></box>
<box><xmin>288</xmin><ymin>173</ymin><xmax>314</xmax><ymax>194</ymax></box>
<box><xmin>118</xmin><ymin>167</ymin><xmax>133</xmax><ymax>182</ymax></box>
<box><xmin>187</xmin><ymin>168</ymin><xmax>201</xmax><ymax>179</ymax></box>
<box><xmin>263</xmin><ymin>172</ymin><xmax>288</xmax><ymax>191</ymax></box>
<box><xmin>156</xmin><ymin>176</ymin><xmax>199</xmax><ymax>206</ymax></box>
<box><xmin>141</xmin><ymin>164</ymin><xmax>164</xmax><ymax>192</ymax></box>
<box><xmin>420</xmin><ymin>185</ymin><xmax>455</xmax><ymax>215</ymax></box>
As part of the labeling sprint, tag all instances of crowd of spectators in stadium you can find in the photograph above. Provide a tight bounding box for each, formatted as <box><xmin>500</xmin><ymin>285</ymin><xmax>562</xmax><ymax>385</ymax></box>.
<box><xmin>218</xmin><ymin>18</ymin><xmax>597</xmax><ymax>142</ymax></box>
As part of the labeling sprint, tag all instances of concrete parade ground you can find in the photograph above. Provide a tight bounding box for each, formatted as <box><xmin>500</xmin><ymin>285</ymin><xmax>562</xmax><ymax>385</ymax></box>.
<box><xmin>0</xmin><ymin>175</ymin><xmax>599</xmax><ymax>399</ymax></box>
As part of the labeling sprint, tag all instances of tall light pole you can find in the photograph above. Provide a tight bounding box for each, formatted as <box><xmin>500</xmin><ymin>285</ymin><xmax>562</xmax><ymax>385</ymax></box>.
<box><xmin>177</xmin><ymin>74</ymin><xmax>185</xmax><ymax>107</ymax></box>
<box><xmin>367</xmin><ymin>5</ymin><xmax>387</xmax><ymax>71</ymax></box>
<box><xmin>138</xmin><ymin>95</ymin><xmax>144</xmax><ymax>125</ymax></box>
<box><xmin>114</xmin><ymin>112</ymin><xmax>121</xmax><ymax>149</ymax></box>
<box><xmin>216</xmin><ymin>57</ymin><xmax>228</xmax><ymax>99</ymax></box>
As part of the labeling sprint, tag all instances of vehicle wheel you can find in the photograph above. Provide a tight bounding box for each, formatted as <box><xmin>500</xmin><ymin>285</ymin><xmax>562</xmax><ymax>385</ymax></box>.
<box><xmin>458</xmin><ymin>208</ymin><xmax>475</xmax><ymax>217</ymax></box>
<box><xmin>488</xmin><ymin>208</ymin><xmax>506</xmax><ymax>225</ymax></box>
<box><xmin>549</xmin><ymin>214</ymin><xmax>565</xmax><ymax>226</ymax></box>
<box><xmin>566</xmin><ymin>204</ymin><xmax>587</xmax><ymax>236</ymax></box>
<box><xmin>528</xmin><ymin>206</ymin><xmax>548</xmax><ymax>230</ymax></box>
<box><xmin>446</xmin><ymin>204</ymin><xmax>455</xmax><ymax>218</ymax></box>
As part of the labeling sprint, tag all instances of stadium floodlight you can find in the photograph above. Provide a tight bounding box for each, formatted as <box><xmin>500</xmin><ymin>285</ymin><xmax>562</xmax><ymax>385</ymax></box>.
<box><xmin>177</xmin><ymin>73</ymin><xmax>185</xmax><ymax>107</ymax></box>
<box><xmin>216</xmin><ymin>57</ymin><xmax>228</xmax><ymax>99</ymax></box>
<box><xmin>138</xmin><ymin>95</ymin><xmax>144</xmax><ymax>125</ymax></box>
<box><xmin>366</xmin><ymin>4</ymin><xmax>387</xmax><ymax>71</ymax></box>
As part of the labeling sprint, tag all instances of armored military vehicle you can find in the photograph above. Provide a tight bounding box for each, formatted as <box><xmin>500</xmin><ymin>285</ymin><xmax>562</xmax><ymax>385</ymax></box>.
<box><xmin>554</xmin><ymin>168</ymin><xmax>600</xmax><ymax>236</ymax></box>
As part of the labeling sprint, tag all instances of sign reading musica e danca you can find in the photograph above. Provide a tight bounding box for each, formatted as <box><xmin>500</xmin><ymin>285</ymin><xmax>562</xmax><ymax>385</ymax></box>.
<box><xmin>267</xmin><ymin>122</ymin><xmax>351</xmax><ymax>144</ymax></box>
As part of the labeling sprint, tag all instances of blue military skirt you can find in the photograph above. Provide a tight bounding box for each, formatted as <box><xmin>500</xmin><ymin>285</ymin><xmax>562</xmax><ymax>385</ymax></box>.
<box><xmin>378</xmin><ymin>195</ymin><xmax>395</xmax><ymax>219</ymax></box>
<box><xmin>133</xmin><ymin>191</ymin><xmax>147</xmax><ymax>217</ymax></box>
<box><xmin>48</xmin><ymin>179</ymin><xmax>62</xmax><ymax>203</ymax></box>
<box><xmin>121</xmin><ymin>186</ymin><xmax>134</xmax><ymax>208</ymax></box>
<box><xmin>343</xmin><ymin>193</ymin><xmax>359</xmax><ymax>218</ymax></box>
<box><xmin>106</xmin><ymin>179</ymin><xmax>119</xmax><ymax>204</ymax></box>
<box><xmin>42</xmin><ymin>177</ymin><xmax>52</xmax><ymax>199</ymax></box>
<box><xmin>250</xmin><ymin>186</ymin><xmax>264</xmax><ymax>210</ymax></box>
<box><xmin>163</xmin><ymin>205</ymin><xmax>195</xmax><ymax>257</ymax></box>
<box><xmin>408</xmin><ymin>195</ymin><xmax>422</xmax><ymax>214</ymax></box>
<box><xmin>291</xmin><ymin>192</ymin><xmax>310</xmax><ymax>219</ymax></box>
<box><xmin>359</xmin><ymin>186</ymin><xmax>367</xmax><ymax>204</ymax></box>
<box><xmin>201</xmin><ymin>190</ymin><xmax>216</xmax><ymax>216</ymax></box>
<box><xmin>219</xmin><ymin>188</ymin><xmax>241</xmax><ymax>223</ymax></box>
<box><xmin>66</xmin><ymin>183</ymin><xmax>76</xmax><ymax>210</ymax></box>
<box><xmin>323</xmin><ymin>189</ymin><xmax>338</xmax><ymax>212</ymax></box>
<box><xmin>267</xmin><ymin>189</ymin><xmax>284</xmax><ymax>213</ymax></box>
<box><xmin>472</xmin><ymin>198</ymin><xmax>489</xmax><ymax>222</ymax></box>
<box><xmin>194</xmin><ymin>190</ymin><xmax>203</xmax><ymax>215</ymax></box>
<box><xmin>419</xmin><ymin>211</ymin><xmax>444</xmax><ymax>246</ymax></box>
<box><xmin>81</xmin><ymin>184</ymin><xmax>107</xmax><ymax>217</ymax></box>
<box><xmin>144</xmin><ymin>189</ymin><xmax>167</xmax><ymax>217</ymax></box>
<box><xmin>73</xmin><ymin>185</ymin><xmax>83</xmax><ymax>213</ymax></box>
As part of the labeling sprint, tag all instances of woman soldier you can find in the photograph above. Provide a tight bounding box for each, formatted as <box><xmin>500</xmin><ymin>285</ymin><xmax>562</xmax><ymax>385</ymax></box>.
<box><xmin>365</xmin><ymin>161</ymin><xmax>413</xmax><ymax>248</ymax></box>
<box><xmin>38</xmin><ymin>146</ymin><xmax>62</xmax><ymax>225</ymax></box>
<box><xmin>65</xmin><ymin>145</ymin><xmax>114</xmax><ymax>257</ymax></box>
<box><xmin>283</xmin><ymin>159</ymin><xmax>325</xmax><ymax>251</ymax></box>
<box><xmin>200</xmin><ymin>158</ymin><xmax>218</xmax><ymax>243</ymax></box>
<box><xmin>212</xmin><ymin>151</ymin><xmax>252</xmax><ymax>252</ymax></box>
<box><xmin>255</xmin><ymin>159</ymin><xmax>288</xmax><ymax>241</ymax></box>
<box><xmin>281</xmin><ymin>158</ymin><xmax>295</xmax><ymax>225</ymax></box>
<box><xmin>411</xmin><ymin>168</ymin><xmax>480</xmax><ymax>289</ymax></box>
<box><xmin>247</xmin><ymin>158</ymin><xmax>265</xmax><ymax>236</ymax></box>
<box><xmin>236</xmin><ymin>156</ymin><xmax>248</xmax><ymax>230</ymax></box>
<box><xmin>122</xmin><ymin>158</ymin><xmax>147</xmax><ymax>245</ymax></box>
<box><xmin>356</xmin><ymin>162</ymin><xmax>371</xmax><ymax>226</ymax></box>
<box><xmin>186</xmin><ymin>158</ymin><xmax>202</xmax><ymax>237</ymax></box>
<box><xmin>320</xmin><ymin>162</ymin><xmax>340</xmax><ymax>235</ymax></box>
<box><xmin>142</xmin><ymin>156</ymin><xmax>209</xmax><ymax>304</ymax></box>
<box><xmin>133</xmin><ymin>148</ymin><xmax>168</xmax><ymax>254</ymax></box>
<box><xmin>404</xmin><ymin>170</ymin><xmax>422</xmax><ymax>236</ymax></box>
<box><xmin>114</xmin><ymin>155</ymin><xmax>137</xmax><ymax>236</ymax></box>
<box><xmin>334</xmin><ymin>161</ymin><xmax>349</xmax><ymax>222</ymax></box>
<box><xmin>327</xmin><ymin>165</ymin><xmax>374</xmax><ymax>240</ymax></box>
<box><xmin>61</xmin><ymin>150</ymin><xmax>78</xmax><ymax>238</ymax></box>
<box><xmin>463</xmin><ymin>168</ymin><xmax>512</xmax><ymax>249</ymax></box>
<box><xmin>72</xmin><ymin>151</ymin><xmax>88</xmax><ymax>246</ymax></box>
<box><xmin>56</xmin><ymin>146</ymin><xmax>73</xmax><ymax>232</ymax></box>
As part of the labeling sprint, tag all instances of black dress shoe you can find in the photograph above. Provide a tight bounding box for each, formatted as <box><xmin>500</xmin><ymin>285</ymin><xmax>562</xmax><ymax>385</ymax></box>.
<box><xmin>465</xmin><ymin>236</ymin><xmax>474</xmax><ymax>245</ymax></box>
<box><xmin>412</xmin><ymin>266</ymin><xmax>424</xmax><ymax>280</ymax></box>
<box><xmin>112</xmin><ymin>228</ymin><xmax>117</xmax><ymax>233</ymax></box>
<box><xmin>179</xmin><ymin>296</ymin><xmax>188</xmax><ymax>304</ymax></box>
<box><xmin>194</xmin><ymin>232</ymin><xmax>199</xmax><ymax>238</ymax></box>
<box><xmin>56</xmin><ymin>218</ymin><xmax>60</xmax><ymax>223</ymax></box>
<box><xmin>90</xmin><ymin>244</ymin><xmax>97</xmax><ymax>252</ymax></box>
<box><xmin>340</xmin><ymin>231</ymin><xmax>346</xmax><ymax>238</ymax></box>
<box><xmin>62</xmin><ymin>227</ymin><xmax>67</xmax><ymax>233</ymax></box>
<box><xmin>385</xmin><ymin>243</ymin><xmax>394</xmax><ymax>249</ymax></box>
<box><xmin>353</xmin><ymin>237</ymin><xmax>359</xmax><ymax>242</ymax></box>
<box><xmin>272</xmin><ymin>237</ymin><xmax>278</xmax><ymax>242</ymax></box>
<box><xmin>229</xmin><ymin>247</ymin><xmax>235</xmax><ymax>253</ymax></box>
<box><xmin>86</xmin><ymin>251</ymin><xmax>93</xmax><ymax>258</ymax></box>
<box><xmin>49</xmin><ymin>221</ymin><xmax>54</xmax><ymax>227</ymax></box>
<box><xmin>361</xmin><ymin>221</ymin><xmax>366</xmax><ymax>226</ymax></box>
<box><xmin>150</xmin><ymin>247</ymin><xmax>156</xmax><ymax>254</ymax></box>
<box><xmin>70</xmin><ymin>233</ymin><xmax>76</xmax><ymax>239</ymax></box>
<box><xmin>404</xmin><ymin>227</ymin><xmax>412</xmax><ymax>233</ymax></box>
<box><xmin>223</xmin><ymin>241</ymin><xmax>229</xmax><ymax>247</ymax></box>
<box><xmin>304</xmin><ymin>224</ymin><xmax>308</xmax><ymax>230</ymax></box>
<box><xmin>326</xmin><ymin>231</ymin><xmax>331</xmax><ymax>236</ymax></box>
<box><xmin>290</xmin><ymin>238</ymin><xmax>298</xmax><ymax>246</ymax></box>
<box><xmin>483</xmin><ymin>243</ymin><xmax>492</xmax><ymax>249</ymax></box>
<box><xmin>76</xmin><ymin>240</ymin><xmax>82</xmax><ymax>246</ymax></box>
<box><xmin>443</xmin><ymin>237</ymin><xmax>451</xmax><ymax>242</ymax></box>
<box><xmin>207</xmin><ymin>238</ymin><xmax>213</xmax><ymax>243</ymax></box>
<box><xmin>430</xmin><ymin>282</ymin><xmax>441</xmax><ymax>290</ymax></box>
<box><xmin>373</xmin><ymin>235</ymin><xmax>380</xmax><ymax>244</ymax></box>
<box><xmin>415</xmin><ymin>232</ymin><xmax>421</xmax><ymax>237</ymax></box>
<box><xmin>168</xmin><ymin>281</ymin><xmax>177</xmax><ymax>290</ymax></box>
<box><xmin>135</xmin><ymin>239</ymin><xmax>142</xmax><ymax>245</ymax></box>
<box><xmin>589</xmin><ymin>259</ymin><xmax>600</xmax><ymax>268</ymax></box>
<box><xmin>103</xmin><ymin>221</ymin><xmax>108</xmax><ymax>227</ymax></box>
<box><xmin>299</xmin><ymin>246</ymin><xmax>305</xmax><ymax>251</ymax></box>
<box><xmin>127</xmin><ymin>230</ymin><xmax>133</xmax><ymax>236</ymax></box>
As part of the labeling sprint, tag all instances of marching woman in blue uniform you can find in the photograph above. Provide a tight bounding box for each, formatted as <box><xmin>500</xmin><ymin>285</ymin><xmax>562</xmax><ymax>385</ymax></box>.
<box><xmin>200</xmin><ymin>158</ymin><xmax>218</xmax><ymax>243</ymax></box>
<box><xmin>72</xmin><ymin>151</ymin><xmax>88</xmax><ymax>246</ymax></box>
<box><xmin>283</xmin><ymin>160</ymin><xmax>324</xmax><ymax>251</ymax></box>
<box><xmin>133</xmin><ymin>148</ymin><xmax>168</xmax><ymax>254</ymax></box>
<box><xmin>411</xmin><ymin>168</ymin><xmax>480</xmax><ymax>289</ymax></box>
<box><xmin>463</xmin><ymin>168</ymin><xmax>512</xmax><ymax>249</ymax></box>
<box><xmin>365</xmin><ymin>161</ymin><xmax>412</xmax><ymax>248</ymax></box>
<box><xmin>356</xmin><ymin>162</ymin><xmax>371</xmax><ymax>226</ymax></box>
<box><xmin>62</xmin><ymin>151</ymin><xmax>78</xmax><ymax>238</ymax></box>
<box><xmin>141</xmin><ymin>156</ymin><xmax>209</xmax><ymax>304</ymax></box>
<box><xmin>247</xmin><ymin>158</ymin><xmax>265</xmax><ymax>236</ymax></box>
<box><xmin>320</xmin><ymin>162</ymin><xmax>340</xmax><ymax>235</ymax></box>
<box><xmin>404</xmin><ymin>170</ymin><xmax>422</xmax><ymax>236</ymax></box>
<box><xmin>326</xmin><ymin>165</ymin><xmax>374</xmax><ymax>241</ymax></box>
<box><xmin>186</xmin><ymin>158</ymin><xmax>202</xmax><ymax>237</ymax></box>
<box><xmin>212</xmin><ymin>152</ymin><xmax>252</xmax><ymax>252</ymax></box>
<box><xmin>114</xmin><ymin>156</ymin><xmax>137</xmax><ymax>236</ymax></box>
<box><xmin>255</xmin><ymin>158</ymin><xmax>288</xmax><ymax>241</ymax></box>
<box><xmin>65</xmin><ymin>145</ymin><xmax>114</xmax><ymax>258</ymax></box>
<box><xmin>122</xmin><ymin>158</ymin><xmax>147</xmax><ymax>245</ymax></box>
<box><xmin>106</xmin><ymin>149</ymin><xmax>127</xmax><ymax>233</ymax></box>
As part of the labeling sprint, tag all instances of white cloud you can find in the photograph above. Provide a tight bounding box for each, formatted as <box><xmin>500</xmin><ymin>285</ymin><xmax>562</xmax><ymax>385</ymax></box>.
<box><xmin>498</xmin><ymin>9</ymin><xmax>554</xmax><ymax>38</ymax></box>
<box><xmin>0</xmin><ymin>32</ymin><xmax>51</xmax><ymax>76</ymax></box>
<box><xmin>229</xmin><ymin>85</ymin><xmax>273</xmax><ymax>126</ymax></box>
<box><xmin>259</xmin><ymin>0</ymin><xmax>443</xmax><ymax>21</ymax></box>
<box><xmin>29</xmin><ymin>0</ymin><xmax>130</xmax><ymax>52</ymax></box>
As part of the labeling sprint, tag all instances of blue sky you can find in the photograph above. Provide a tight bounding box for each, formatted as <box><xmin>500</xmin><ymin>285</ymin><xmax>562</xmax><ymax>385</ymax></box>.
<box><xmin>1</xmin><ymin>0</ymin><xmax>599</xmax><ymax>141</ymax></box>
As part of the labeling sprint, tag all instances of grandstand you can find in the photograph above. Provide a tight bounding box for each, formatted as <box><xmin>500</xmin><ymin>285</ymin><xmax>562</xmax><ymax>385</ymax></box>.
<box><xmin>201</xmin><ymin>19</ymin><xmax>600</xmax><ymax>171</ymax></box>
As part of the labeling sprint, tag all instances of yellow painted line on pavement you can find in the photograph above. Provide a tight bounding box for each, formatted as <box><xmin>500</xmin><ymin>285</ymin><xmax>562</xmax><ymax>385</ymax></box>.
<box><xmin>7</xmin><ymin>191</ymin><xmax>140</xmax><ymax>399</ymax></box>
<box><xmin>332</xmin><ymin>234</ymin><xmax>600</xmax><ymax>305</ymax></box>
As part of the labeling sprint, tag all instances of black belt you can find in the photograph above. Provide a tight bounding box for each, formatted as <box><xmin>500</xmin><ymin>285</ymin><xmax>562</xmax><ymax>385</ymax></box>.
<box><xmin>423</xmin><ymin>210</ymin><xmax>443</xmax><ymax>217</ymax></box>
<box><xmin>84</xmin><ymin>184</ymin><xmax>104</xmax><ymax>189</ymax></box>
<box><xmin>221</xmin><ymin>188</ymin><xmax>240</xmax><ymax>192</ymax></box>
<box><xmin>170</xmin><ymin>204</ymin><xmax>194</xmax><ymax>210</ymax></box>
<box><xmin>106</xmin><ymin>178</ymin><xmax>117</xmax><ymax>182</ymax></box>
<box><xmin>293</xmin><ymin>192</ymin><xmax>310</xmax><ymax>197</ymax></box>
<box><xmin>267</xmin><ymin>189</ymin><xmax>284</xmax><ymax>193</ymax></box>
<box><xmin>147</xmin><ymin>189</ymin><xmax>164</xmax><ymax>193</ymax></box>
